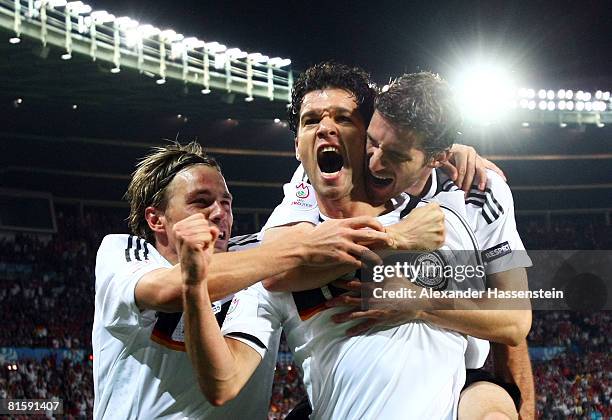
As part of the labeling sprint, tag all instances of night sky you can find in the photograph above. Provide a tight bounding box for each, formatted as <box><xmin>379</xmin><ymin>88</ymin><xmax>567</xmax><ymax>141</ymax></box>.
<box><xmin>89</xmin><ymin>0</ymin><xmax>611</xmax><ymax>88</ymax></box>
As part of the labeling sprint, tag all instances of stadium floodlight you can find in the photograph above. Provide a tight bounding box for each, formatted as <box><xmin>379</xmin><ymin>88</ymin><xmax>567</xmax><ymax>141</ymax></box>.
<box><xmin>226</xmin><ymin>48</ymin><xmax>248</xmax><ymax>59</ymax></box>
<box><xmin>269</xmin><ymin>57</ymin><xmax>292</xmax><ymax>68</ymax></box>
<box><xmin>576</xmin><ymin>101</ymin><xmax>585</xmax><ymax>111</ymax></box>
<box><xmin>66</xmin><ymin>1</ymin><xmax>91</xmax><ymax>14</ymax></box>
<box><xmin>583</xmin><ymin>92</ymin><xmax>591</xmax><ymax>101</ymax></box>
<box><xmin>137</xmin><ymin>24</ymin><xmax>161</xmax><ymax>38</ymax></box>
<box><xmin>526</xmin><ymin>88</ymin><xmax>535</xmax><ymax>99</ymax></box>
<box><xmin>576</xmin><ymin>90</ymin><xmax>584</xmax><ymax>101</ymax></box>
<box><xmin>538</xmin><ymin>101</ymin><xmax>547</xmax><ymax>110</ymax></box>
<box><xmin>519</xmin><ymin>98</ymin><xmax>529</xmax><ymax>108</ymax></box>
<box><xmin>205</xmin><ymin>41</ymin><xmax>226</xmax><ymax>53</ymax></box>
<box><xmin>538</xmin><ymin>89</ymin><xmax>546</xmax><ymax>99</ymax></box>
<box><xmin>603</xmin><ymin>91</ymin><xmax>610</xmax><ymax>101</ymax></box>
<box><xmin>595</xmin><ymin>90</ymin><xmax>602</xmax><ymax>100</ymax></box>
<box><xmin>546</xmin><ymin>90</ymin><xmax>555</xmax><ymax>100</ymax></box>
<box><xmin>453</xmin><ymin>62</ymin><xmax>517</xmax><ymax>123</ymax></box>
<box><xmin>566</xmin><ymin>90</ymin><xmax>573</xmax><ymax>100</ymax></box>
<box><xmin>557</xmin><ymin>89</ymin><xmax>566</xmax><ymax>99</ymax></box>
<box><xmin>566</xmin><ymin>101</ymin><xmax>574</xmax><ymax>111</ymax></box>
<box><xmin>558</xmin><ymin>100</ymin><xmax>566</xmax><ymax>110</ymax></box>
<box><xmin>528</xmin><ymin>100</ymin><xmax>536</xmax><ymax>110</ymax></box>
<box><xmin>183</xmin><ymin>37</ymin><xmax>205</xmax><ymax>49</ymax></box>
<box><xmin>159</xmin><ymin>29</ymin><xmax>181</xmax><ymax>42</ymax></box>
<box><xmin>89</xmin><ymin>10</ymin><xmax>115</xmax><ymax>24</ymax></box>
<box><xmin>248</xmin><ymin>52</ymin><xmax>269</xmax><ymax>63</ymax></box>
<box><xmin>585</xmin><ymin>102</ymin><xmax>593</xmax><ymax>111</ymax></box>
<box><xmin>547</xmin><ymin>101</ymin><xmax>555</xmax><ymax>111</ymax></box>
<box><xmin>116</xmin><ymin>16</ymin><xmax>139</xmax><ymax>30</ymax></box>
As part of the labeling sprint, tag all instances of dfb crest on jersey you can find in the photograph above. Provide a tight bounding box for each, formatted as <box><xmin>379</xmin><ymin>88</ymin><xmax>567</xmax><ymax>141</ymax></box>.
<box><xmin>412</xmin><ymin>252</ymin><xmax>448</xmax><ymax>290</ymax></box>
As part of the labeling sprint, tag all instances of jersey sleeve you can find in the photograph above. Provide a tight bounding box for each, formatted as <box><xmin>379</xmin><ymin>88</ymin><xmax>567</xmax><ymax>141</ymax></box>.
<box><xmin>468</xmin><ymin>171</ymin><xmax>532</xmax><ymax>275</ymax></box>
<box><xmin>258</xmin><ymin>164</ymin><xmax>320</xmax><ymax>239</ymax></box>
<box><xmin>221</xmin><ymin>283</ymin><xmax>284</xmax><ymax>359</ymax></box>
<box><xmin>464</xmin><ymin>336</ymin><xmax>490</xmax><ymax>369</ymax></box>
<box><xmin>94</xmin><ymin>235</ymin><xmax>166</xmax><ymax>338</ymax></box>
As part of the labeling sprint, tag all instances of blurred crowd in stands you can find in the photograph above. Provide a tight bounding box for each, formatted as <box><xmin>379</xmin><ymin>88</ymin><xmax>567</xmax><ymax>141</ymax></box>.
<box><xmin>0</xmin><ymin>208</ymin><xmax>610</xmax><ymax>419</ymax></box>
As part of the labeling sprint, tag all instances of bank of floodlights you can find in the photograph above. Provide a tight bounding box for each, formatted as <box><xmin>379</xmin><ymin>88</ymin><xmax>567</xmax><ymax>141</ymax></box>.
<box><xmin>1</xmin><ymin>0</ymin><xmax>293</xmax><ymax>101</ymax></box>
<box><xmin>454</xmin><ymin>60</ymin><xmax>611</xmax><ymax>127</ymax></box>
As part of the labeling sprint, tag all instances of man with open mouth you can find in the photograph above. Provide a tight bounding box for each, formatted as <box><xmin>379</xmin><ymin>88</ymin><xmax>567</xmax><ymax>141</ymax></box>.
<box><xmin>92</xmin><ymin>141</ymin><xmax>395</xmax><ymax>419</ymax></box>
<box><xmin>265</xmin><ymin>72</ymin><xmax>534</xmax><ymax>419</ymax></box>
<box><xmin>176</xmin><ymin>62</ymin><xmax>527</xmax><ymax>419</ymax></box>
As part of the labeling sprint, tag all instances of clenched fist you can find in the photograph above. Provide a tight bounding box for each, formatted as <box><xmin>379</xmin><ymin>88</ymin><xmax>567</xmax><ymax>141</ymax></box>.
<box><xmin>173</xmin><ymin>213</ymin><xmax>219</xmax><ymax>286</ymax></box>
<box><xmin>386</xmin><ymin>202</ymin><xmax>445</xmax><ymax>251</ymax></box>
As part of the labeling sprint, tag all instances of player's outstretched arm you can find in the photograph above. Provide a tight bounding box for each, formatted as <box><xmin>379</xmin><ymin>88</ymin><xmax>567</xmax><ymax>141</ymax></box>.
<box><xmin>136</xmin><ymin>219</ymin><xmax>385</xmax><ymax>312</ymax></box>
<box><xmin>329</xmin><ymin>269</ymin><xmax>531</xmax><ymax>346</ymax></box>
<box><xmin>492</xmin><ymin>339</ymin><xmax>535</xmax><ymax>420</ymax></box>
<box><xmin>177</xmin><ymin>214</ymin><xmax>262</xmax><ymax>406</ymax></box>
<box><xmin>419</xmin><ymin>268</ymin><xmax>532</xmax><ymax>345</ymax></box>
<box><xmin>262</xmin><ymin>217</ymin><xmax>392</xmax><ymax>292</ymax></box>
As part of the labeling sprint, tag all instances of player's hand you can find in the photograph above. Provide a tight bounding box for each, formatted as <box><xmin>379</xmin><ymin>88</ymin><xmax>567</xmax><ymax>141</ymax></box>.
<box><xmin>326</xmin><ymin>278</ymin><xmax>423</xmax><ymax>336</ymax></box>
<box><xmin>385</xmin><ymin>203</ymin><xmax>445</xmax><ymax>251</ymax></box>
<box><xmin>298</xmin><ymin>216</ymin><xmax>393</xmax><ymax>268</ymax></box>
<box><xmin>440</xmin><ymin>144</ymin><xmax>507</xmax><ymax>192</ymax></box>
<box><xmin>174</xmin><ymin>213</ymin><xmax>219</xmax><ymax>286</ymax></box>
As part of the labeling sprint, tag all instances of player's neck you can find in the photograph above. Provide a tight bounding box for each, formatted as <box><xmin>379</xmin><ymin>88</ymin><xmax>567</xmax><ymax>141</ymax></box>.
<box><xmin>405</xmin><ymin>168</ymin><xmax>434</xmax><ymax>198</ymax></box>
<box><xmin>154</xmin><ymin>235</ymin><xmax>179</xmax><ymax>265</ymax></box>
<box><xmin>317</xmin><ymin>191</ymin><xmax>384</xmax><ymax>218</ymax></box>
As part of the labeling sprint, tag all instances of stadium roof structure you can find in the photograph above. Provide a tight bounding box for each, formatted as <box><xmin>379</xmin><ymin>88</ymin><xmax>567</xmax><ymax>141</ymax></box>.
<box><xmin>0</xmin><ymin>0</ymin><xmax>611</xmax><ymax>223</ymax></box>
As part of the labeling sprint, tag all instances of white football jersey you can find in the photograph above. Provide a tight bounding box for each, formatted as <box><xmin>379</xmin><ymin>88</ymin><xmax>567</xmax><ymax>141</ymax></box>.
<box><xmin>261</xmin><ymin>164</ymin><xmax>533</xmax><ymax>370</ymax></box>
<box><xmin>92</xmin><ymin>234</ymin><xmax>278</xmax><ymax>420</ymax></box>
<box><xmin>225</xmin><ymin>197</ymin><xmax>481</xmax><ymax>420</ymax></box>
<box><xmin>423</xmin><ymin>168</ymin><xmax>532</xmax><ymax>275</ymax></box>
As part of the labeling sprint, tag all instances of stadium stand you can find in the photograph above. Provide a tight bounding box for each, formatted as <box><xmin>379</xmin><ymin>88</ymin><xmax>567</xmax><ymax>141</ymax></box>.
<box><xmin>0</xmin><ymin>208</ymin><xmax>610</xmax><ymax>419</ymax></box>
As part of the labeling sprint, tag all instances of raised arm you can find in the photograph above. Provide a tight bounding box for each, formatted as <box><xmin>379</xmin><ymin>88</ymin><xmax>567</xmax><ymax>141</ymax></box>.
<box><xmin>174</xmin><ymin>213</ymin><xmax>263</xmax><ymax>406</ymax></box>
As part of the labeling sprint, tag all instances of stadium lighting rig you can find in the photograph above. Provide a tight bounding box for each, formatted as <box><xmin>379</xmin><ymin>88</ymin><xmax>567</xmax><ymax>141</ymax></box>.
<box><xmin>452</xmin><ymin>61</ymin><xmax>611</xmax><ymax>127</ymax></box>
<box><xmin>0</xmin><ymin>0</ymin><xmax>293</xmax><ymax>102</ymax></box>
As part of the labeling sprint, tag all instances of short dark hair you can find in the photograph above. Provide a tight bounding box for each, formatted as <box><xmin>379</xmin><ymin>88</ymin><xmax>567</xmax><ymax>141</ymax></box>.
<box><xmin>375</xmin><ymin>72</ymin><xmax>462</xmax><ymax>158</ymax></box>
<box><xmin>287</xmin><ymin>61</ymin><xmax>377</xmax><ymax>134</ymax></box>
<box><xmin>125</xmin><ymin>141</ymin><xmax>220</xmax><ymax>244</ymax></box>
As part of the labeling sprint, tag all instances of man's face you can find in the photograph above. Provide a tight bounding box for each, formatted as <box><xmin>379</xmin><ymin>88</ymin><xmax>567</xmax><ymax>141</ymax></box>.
<box><xmin>295</xmin><ymin>88</ymin><xmax>367</xmax><ymax>202</ymax></box>
<box><xmin>162</xmin><ymin>164</ymin><xmax>233</xmax><ymax>252</ymax></box>
<box><xmin>365</xmin><ymin>111</ymin><xmax>430</xmax><ymax>205</ymax></box>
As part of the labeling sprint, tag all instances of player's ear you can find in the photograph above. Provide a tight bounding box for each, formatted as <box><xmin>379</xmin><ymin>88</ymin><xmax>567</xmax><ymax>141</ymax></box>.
<box><xmin>145</xmin><ymin>206</ymin><xmax>165</xmax><ymax>234</ymax></box>
<box><xmin>294</xmin><ymin>137</ymin><xmax>301</xmax><ymax>161</ymax></box>
<box><xmin>428</xmin><ymin>149</ymin><xmax>450</xmax><ymax>168</ymax></box>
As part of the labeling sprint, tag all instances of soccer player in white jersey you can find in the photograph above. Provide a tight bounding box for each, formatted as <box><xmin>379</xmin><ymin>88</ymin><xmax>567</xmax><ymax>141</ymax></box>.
<box><xmin>178</xmin><ymin>63</ymin><xmax>496</xmax><ymax>419</ymax></box>
<box><xmin>263</xmin><ymin>73</ymin><xmax>532</xmax><ymax>419</ymax></box>
<box><xmin>352</xmin><ymin>74</ymin><xmax>533</xmax><ymax>420</ymax></box>
<box><xmin>92</xmin><ymin>141</ymin><xmax>396</xmax><ymax>419</ymax></box>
